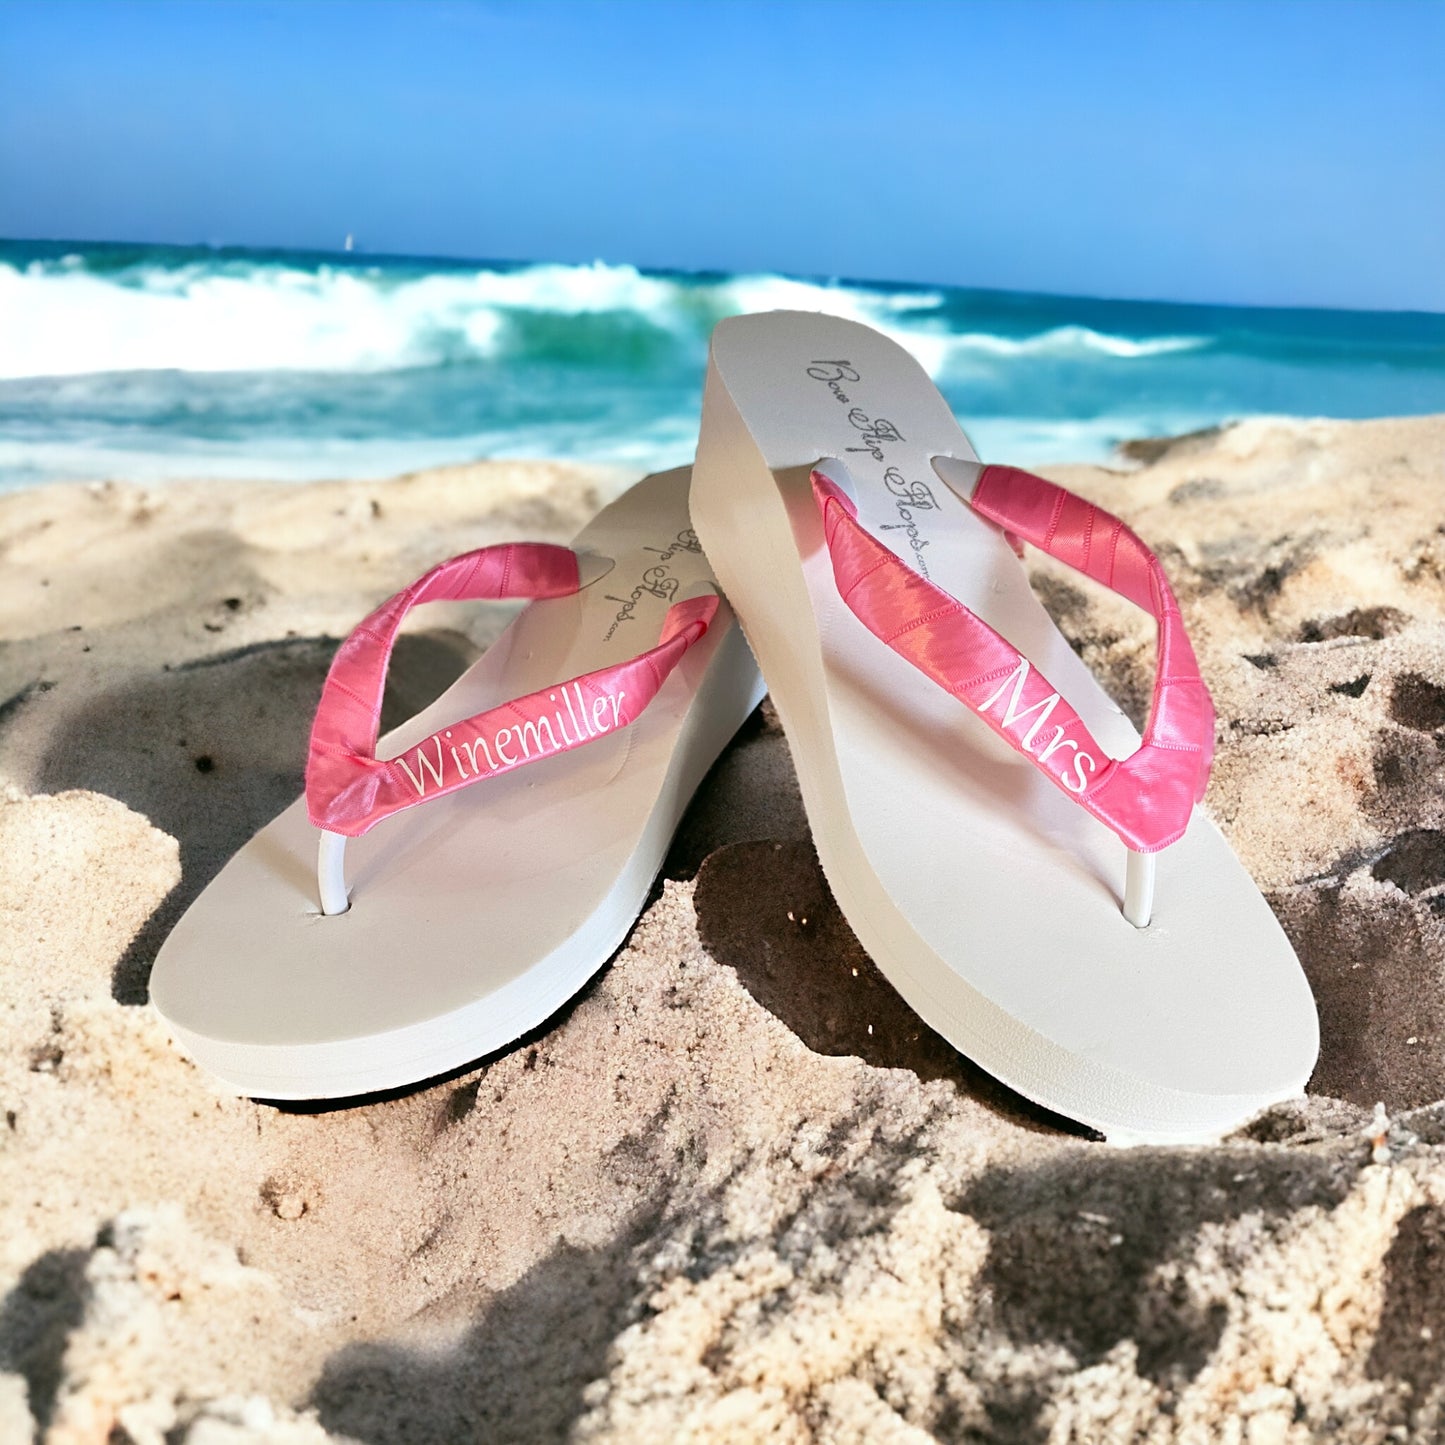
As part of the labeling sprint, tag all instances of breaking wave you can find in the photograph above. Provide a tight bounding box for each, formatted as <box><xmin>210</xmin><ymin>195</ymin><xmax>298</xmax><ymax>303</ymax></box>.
<box><xmin>0</xmin><ymin>248</ymin><xmax>1205</xmax><ymax>381</ymax></box>
<box><xmin>1</xmin><ymin>239</ymin><xmax>1440</xmax><ymax>490</ymax></box>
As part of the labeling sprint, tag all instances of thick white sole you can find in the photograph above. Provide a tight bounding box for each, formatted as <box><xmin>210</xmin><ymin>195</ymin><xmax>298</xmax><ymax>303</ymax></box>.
<box><xmin>690</xmin><ymin>312</ymin><xmax>1318</xmax><ymax>1144</ymax></box>
<box><xmin>150</xmin><ymin>468</ymin><xmax>765</xmax><ymax>1100</ymax></box>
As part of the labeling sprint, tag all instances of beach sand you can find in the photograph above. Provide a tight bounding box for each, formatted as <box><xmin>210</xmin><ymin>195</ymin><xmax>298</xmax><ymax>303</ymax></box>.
<box><xmin>2</xmin><ymin>417</ymin><xmax>1444</xmax><ymax>1442</ymax></box>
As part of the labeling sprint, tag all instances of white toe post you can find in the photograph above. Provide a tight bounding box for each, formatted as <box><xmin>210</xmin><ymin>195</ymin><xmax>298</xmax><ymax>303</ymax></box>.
<box><xmin>928</xmin><ymin>452</ymin><xmax>986</xmax><ymax>502</ymax></box>
<box><xmin>317</xmin><ymin>831</ymin><xmax>351</xmax><ymax>916</ymax></box>
<box><xmin>811</xmin><ymin>455</ymin><xmax>860</xmax><ymax>504</ymax></box>
<box><xmin>1124</xmin><ymin>849</ymin><xmax>1156</xmax><ymax>929</ymax></box>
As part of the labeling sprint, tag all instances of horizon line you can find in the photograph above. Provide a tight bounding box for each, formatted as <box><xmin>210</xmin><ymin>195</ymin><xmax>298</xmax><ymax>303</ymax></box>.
<box><xmin>5</xmin><ymin>232</ymin><xmax>1442</xmax><ymax>322</ymax></box>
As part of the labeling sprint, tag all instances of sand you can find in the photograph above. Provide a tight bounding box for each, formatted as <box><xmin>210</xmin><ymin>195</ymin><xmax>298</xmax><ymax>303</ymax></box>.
<box><xmin>1</xmin><ymin>416</ymin><xmax>1443</xmax><ymax>1443</ymax></box>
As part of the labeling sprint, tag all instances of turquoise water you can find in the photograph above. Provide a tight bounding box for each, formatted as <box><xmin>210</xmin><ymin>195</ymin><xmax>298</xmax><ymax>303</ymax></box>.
<box><xmin>2</xmin><ymin>239</ymin><xmax>1443</xmax><ymax>491</ymax></box>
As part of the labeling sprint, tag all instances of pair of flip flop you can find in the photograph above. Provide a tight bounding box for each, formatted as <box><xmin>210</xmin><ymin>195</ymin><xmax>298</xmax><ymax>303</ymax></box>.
<box><xmin>152</xmin><ymin>313</ymin><xmax>1318</xmax><ymax>1144</ymax></box>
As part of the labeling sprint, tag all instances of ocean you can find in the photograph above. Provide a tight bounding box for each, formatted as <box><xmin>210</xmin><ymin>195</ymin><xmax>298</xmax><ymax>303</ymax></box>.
<box><xmin>2</xmin><ymin>239</ymin><xmax>1443</xmax><ymax>492</ymax></box>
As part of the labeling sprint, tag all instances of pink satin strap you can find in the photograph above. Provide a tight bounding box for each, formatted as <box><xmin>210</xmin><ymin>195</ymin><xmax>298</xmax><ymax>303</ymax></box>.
<box><xmin>811</xmin><ymin>465</ymin><xmax>1214</xmax><ymax>852</ymax></box>
<box><xmin>306</xmin><ymin>542</ymin><xmax>718</xmax><ymax>837</ymax></box>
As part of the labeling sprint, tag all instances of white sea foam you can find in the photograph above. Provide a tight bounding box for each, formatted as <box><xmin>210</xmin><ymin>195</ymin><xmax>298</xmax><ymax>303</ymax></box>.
<box><xmin>0</xmin><ymin>259</ymin><xmax>696</xmax><ymax>378</ymax></box>
<box><xmin>720</xmin><ymin>274</ymin><xmax>956</xmax><ymax>374</ymax></box>
<box><xmin>0</xmin><ymin>256</ymin><xmax>1197</xmax><ymax>382</ymax></box>
<box><xmin>940</xmin><ymin>326</ymin><xmax>1205</xmax><ymax>365</ymax></box>
<box><xmin>0</xmin><ymin>262</ymin><xmax>497</xmax><ymax>377</ymax></box>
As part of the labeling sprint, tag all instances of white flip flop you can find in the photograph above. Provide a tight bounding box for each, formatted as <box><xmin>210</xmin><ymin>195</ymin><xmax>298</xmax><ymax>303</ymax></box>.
<box><xmin>690</xmin><ymin>311</ymin><xmax>1318</xmax><ymax>1144</ymax></box>
<box><xmin>150</xmin><ymin>467</ymin><xmax>764</xmax><ymax>1099</ymax></box>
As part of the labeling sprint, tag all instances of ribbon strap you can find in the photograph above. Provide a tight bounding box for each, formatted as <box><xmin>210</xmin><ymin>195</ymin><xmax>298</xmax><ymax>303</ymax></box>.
<box><xmin>812</xmin><ymin>465</ymin><xmax>1213</xmax><ymax>853</ymax></box>
<box><xmin>306</xmin><ymin>542</ymin><xmax>717</xmax><ymax>838</ymax></box>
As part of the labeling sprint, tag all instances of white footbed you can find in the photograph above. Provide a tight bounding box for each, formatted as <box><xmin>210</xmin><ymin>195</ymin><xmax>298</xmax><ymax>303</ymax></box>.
<box><xmin>150</xmin><ymin>468</ymin><xmax>765</xmax><ymax>1099</ymax></box>
<box><xmin>690</xmin><ymin>312</ymin><xmax>1318</xmax><ymax>1144</ymax></box>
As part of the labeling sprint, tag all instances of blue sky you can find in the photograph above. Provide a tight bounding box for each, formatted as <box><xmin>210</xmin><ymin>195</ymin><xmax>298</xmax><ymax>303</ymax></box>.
<box><xmin>1</xmin><ymin>0</ymin><xmax>1441</xmax><ymax>310</ymax></box>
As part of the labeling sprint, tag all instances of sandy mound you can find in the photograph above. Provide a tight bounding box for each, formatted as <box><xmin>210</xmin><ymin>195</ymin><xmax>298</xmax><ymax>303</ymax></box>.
<box><xmin>1</xmin><ymin>420</ymin><xmax>1443</xmax><ymax>1442</ymax></box>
